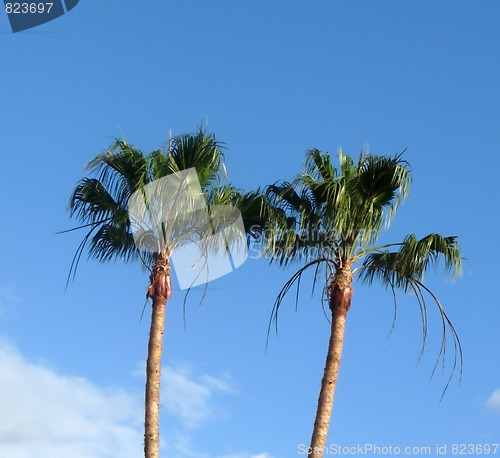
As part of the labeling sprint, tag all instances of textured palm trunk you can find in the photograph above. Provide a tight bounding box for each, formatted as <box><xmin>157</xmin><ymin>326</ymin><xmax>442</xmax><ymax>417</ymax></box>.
<box><xmin>308</xmin><ymin>265</ymin><xmax>353</xmax><ymax>458</ymax></box>
<box><xmin>144</xmin><ymin>251</ymin><xmax>172</xmax><ymax>458</ymax></box>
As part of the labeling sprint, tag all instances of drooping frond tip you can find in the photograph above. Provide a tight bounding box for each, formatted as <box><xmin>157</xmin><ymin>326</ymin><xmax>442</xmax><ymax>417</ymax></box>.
<box><xmin>356</xmin><ymin>232</ymin><xmax>463</xmax><ymax>398</ymax></box>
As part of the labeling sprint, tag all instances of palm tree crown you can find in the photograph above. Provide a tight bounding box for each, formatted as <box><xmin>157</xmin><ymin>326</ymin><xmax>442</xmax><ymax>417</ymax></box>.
<box><xmin>68</xmin><ymin>129</ymin><xmax>229</xmax><ymax>271</ymax></box>
<box><xmin>266</xmin><ymin>148</ymin><xmax>461</xmax><ymax>356</ymax></box>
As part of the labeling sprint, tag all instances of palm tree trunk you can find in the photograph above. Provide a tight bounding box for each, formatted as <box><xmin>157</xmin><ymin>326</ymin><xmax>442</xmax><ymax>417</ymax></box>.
<box><xmin>308</xmin><ymin>268</ymin><xmax>352</xmax><ymax>458</ymax></box>
<box><xmin>144</xmin><ymin>252</ymin><xmax>172</xmax><ymax>458</ymax></box>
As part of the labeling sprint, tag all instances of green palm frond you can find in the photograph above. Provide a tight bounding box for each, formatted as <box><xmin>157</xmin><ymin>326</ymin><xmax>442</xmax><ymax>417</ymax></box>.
<box><xmin>338</xmin><ymin>151</ymin><xmax>410</xmax><ymax>250</ymax></box>
<box><xmin>273</xmin><ymin>180</ymin><xmax>322</xmax><ymax>220</ymax></box>
<box><xmin>353</xmin><ymin>151</ymin><xmax>410</xmax><ymax>227</ymax></box>
<box><xmin>357</xmin><ymin>153</ymin><xmax>409</xmax><ymax>205</ymax></box>
<box><xmin>339</xmin><ymin>149</ymin><xmax>357</xmax><ymax>179</ymax></box>
<box><xmin>163</xmin><ymin>129</ymin><xmax>226</xmax><ymax>189</ymax></box>
<box><xmin>304</xmin><ymin>148</ymin><xmax>337</xmax><ymax>181</ymax></box>
<box><xmin>358</xmin><ymin>233</ymin><xmax>462</xmax><ymax>288</ymax></box>
<box><xmin>230</xmin><ymin>188</ymin><xmax>273</xmax><ymax>239</ymax></box>
<box><xmin>87</xmin><ymin>140</ymin><xmax>149</xmax><ymax>202</ymax></box>
<box><xmin>87</xmin><ymin>222</ymin><xmax>142</xmax><ymax>263</ymax></box>
<box><xmin>69</xmin><ymin>178</ymin><xmax>126</xmax><ymax>224</ymax></box>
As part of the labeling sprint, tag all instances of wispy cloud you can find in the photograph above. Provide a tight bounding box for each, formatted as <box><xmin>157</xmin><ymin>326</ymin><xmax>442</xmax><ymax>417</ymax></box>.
<box><xmin>152</xmin><ymin>365</ymin><xmax>272</xmax><ymax>458</ymax></box>
<box><xmin>162</xmin><ymin>429</ymin><xmax>209</xmax><ymax>458</ymax></box>
<box><xmin>162</xmin><ymin>364</ymin><xmax>236</xmax><ymax>429</ymax></box>
<box><xmin>0</xmin><ymin>336</ymin><xmax>272</xmax><ymax>458</ymax></box>
<box><xmin>486</xmin><ymin>388</ymin><xmax>500</xmax><ymax>412</ymax></box>
<box><xmin>0</xmin><ymin>285</ymin><xmax>20</xmax><ymax>317</ymax></box>
<box><xmin>0</xmin><ymin>338</ymin><xmax>143</xmax><ymax>458</ymax></box>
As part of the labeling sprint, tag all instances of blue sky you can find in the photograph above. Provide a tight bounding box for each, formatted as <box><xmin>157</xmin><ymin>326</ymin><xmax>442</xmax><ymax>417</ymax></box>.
<box><xmin>1</xmin><ymin>1</ymin><xmax>499</xmax><ymax>457</ymax></box>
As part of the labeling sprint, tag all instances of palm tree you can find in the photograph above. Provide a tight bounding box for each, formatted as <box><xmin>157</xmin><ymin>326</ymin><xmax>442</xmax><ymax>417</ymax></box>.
<box><xmin>263</xmin><ymin>148</ymin><xmax>462</xmax><ymax>457</ymax></box>
<box><xmin>67</xmin><ymin>130</ymin><xmax>265</xmax><ymax>458</ymax></box>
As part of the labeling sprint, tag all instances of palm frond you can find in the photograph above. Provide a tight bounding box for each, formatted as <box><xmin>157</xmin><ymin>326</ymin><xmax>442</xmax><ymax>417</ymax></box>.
<box><xmin>360</xmin><ymin>234</ymin><xmax>462</xmax><ymax>286</ymax></box>
<box><xmin>357</xmin><ymin>234</ymin><xmax>463</xmax><ymax>398</ymax></box>
<box><xmin>166</xmin><ymin>129</ymin><xmax>226</xmax><ymax>190</ymax></box>
<box><xmin>87</xmin><ymin>223</ymin><xmax>140</xmax><ymax>263</ymax></box>
<box><xmin>304</xmin><ymin>148</ymin><xmax>337</xmax><ymax>181</ymax></box>
<box><xmin>87</xmin><ymin>140</ymin><xmax>149</xmax><ymax>202</ymax></box>
<box><xmin>69</xmin><ymin>178</ymin><xmax>127</xmax><ymax>224</ymax></box>
<box><xmin>267</xmin><ymin>182</ymin><xmax>316</xmax><ymax>219</ymax></box>
<box><xmin>339</xmin><ymin>148</ymin><xmax>357</xmax><ymax>179</ymax></box>
<box><xmin>231</xmin><ymin>188</ymin><xmax>275</xmax><ymax>240</ymax></box>
<box><xmin>340</xmin><ymin>151</ymin><xmax>410</xmax><ymax>250</ymax></box>
<box><xmin>266</xmin><ymin>257</ymin><xmax>337</xmax><ymax>348</ymax></box>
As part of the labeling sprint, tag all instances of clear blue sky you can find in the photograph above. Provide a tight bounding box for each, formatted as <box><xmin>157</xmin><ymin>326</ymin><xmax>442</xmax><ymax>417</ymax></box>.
<box><xmin>1</xmin><ymin>2</ymin><xmax>499</xmax><ymax>457</ymax></box>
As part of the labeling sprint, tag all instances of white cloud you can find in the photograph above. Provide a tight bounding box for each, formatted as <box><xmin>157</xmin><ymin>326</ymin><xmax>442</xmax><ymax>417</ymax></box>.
<box><xmin>0</xmin><ymin>285</ymin><xmax>20</xmax><ymax>317</ymax></box>
<box><xmin>162</xmin><ymin>429</ymin><xmax>209</xmax><ymax>458</ymax></box>
<box><xmin>0</xmin><ymin>336</ymin><xmax>271</xmax><ymax>458</ymax></box>
<box><xmin>162</xmin><ymin>364</ymin><xmax>236</xmax><ymax>429</ymax></box>
<box><xmin>486</xmin><ymin>388</ymin><xmax>500</xmax><ymax>412</ymax></box>
<box><xmin>0</xmin><ymin>338</ymin><xmax>143</xmax><ymax>458</ymax></box>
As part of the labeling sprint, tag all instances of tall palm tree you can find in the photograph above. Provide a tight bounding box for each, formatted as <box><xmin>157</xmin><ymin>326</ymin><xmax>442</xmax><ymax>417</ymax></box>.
<box><xmin>263</xmin><ymin>149</ymin><xmax>462</xmax><ymax>457</ymax></box>
<box><xmin>67</xmin><ymin>130</ymin><xmax>265</xmax><ymax>458</ymax></box>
